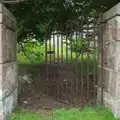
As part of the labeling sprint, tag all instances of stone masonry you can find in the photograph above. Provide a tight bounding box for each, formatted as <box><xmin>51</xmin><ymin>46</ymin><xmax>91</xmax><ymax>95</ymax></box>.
<box><xmin>97</xmin><ymin>2</ymin><xmax>120</xmax><ymax>118</ymax></box>
<box><xmin>0</xmin><ymin>3</ymin><xmax>18</xmax><ymax>120</ymax></box>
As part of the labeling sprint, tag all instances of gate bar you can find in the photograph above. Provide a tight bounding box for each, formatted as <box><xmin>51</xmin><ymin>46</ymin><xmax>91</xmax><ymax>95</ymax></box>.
<box><xmin>101</xmin><ymin>15</ymin><xmax>104</xmax><ymax>104</ymax></box>
<box><xmin>93</xmin><ymin>21</ymin><xmax>97</xmax><ymax>104</ymax></box>
<box><xmin>86</xmin><ymin>21</ymin><xmax>90</xmax><ymax>101</ymax></box>
<box><xmin>80</xmin><ymin>17</ymin><xmax>84</xmax><ymax>99</ymax></box>
<box><xmin>53</xmin><ymin>31</ymin><xmax>55</xmax><ymax>64</ymax></box>
<box><xmin>57</xmin><ymin>31</ymin><xmax>59</xmax><ymax>63</ymax></box>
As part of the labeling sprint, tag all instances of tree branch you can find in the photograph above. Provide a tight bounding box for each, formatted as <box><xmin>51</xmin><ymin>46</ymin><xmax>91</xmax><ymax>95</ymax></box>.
<box><xmin>18</xmin><ymin>42</ymin><xmax>34</xmax><ymax>63</ymax></box>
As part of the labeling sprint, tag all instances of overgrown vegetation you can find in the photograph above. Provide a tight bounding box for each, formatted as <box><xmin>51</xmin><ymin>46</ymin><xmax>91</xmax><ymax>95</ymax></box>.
<box><xmin>64</xmin><ymin>37</ymin><xmax>93</xmax><ymax>53</ymax></box>
<box><xmin>5</xmin><ymin>0</ymin><xmax>120</xmax><ymax>120</ymax></box>
<box><xmin>17</xmin><ymin>36</ymin><xmax>97</xmax><ymax>75</ymax></box>
<box><xmin>5</xmin><ymin>0</ymin><xmax>119</xmax><ymax>42</ymax></box>
<box><xmin>8</xmin><ymin>106</ymin><xmax>120</xmax><ymax>120</ymax></box>
<box><xmin>17</xmin><ymin>40</ymin><xmax>45</xmax><ymax>64</ymax></box>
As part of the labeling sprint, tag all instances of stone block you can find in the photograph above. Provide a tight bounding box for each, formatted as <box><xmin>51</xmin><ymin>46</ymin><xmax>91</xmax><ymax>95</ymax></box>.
<box><xmin>109</xmin><ymin>70</ymin><xmax>116</xmax><ymax>98</ymax></box>
<box><xmin>114</xmin><ymin>100</ymin><xmax>120</xmax><ymax>118</ymax></box>
<box><xmin>103</xmin><ymin>90</ymin><xmax>116</xmax><ymax>114</ymax></box>
<box><xmin>103</xmin><ymin>45</ymin><xmax>109</xmax><ymax>67</ymax></box>
<box><xmin>0</xmin><ymin>24</ymin><xmax>17</xmax><ymax>63</ymax></box>
<box><xmin>0</xmin><ymin>88</ymin><xmax>17</xmax><ymax>120</ymax></box>
<box><xmin>97</xmin><ymin>88</ymin><xmax>117</xmax><ymax>116</ymax></box>
<box><xmin>97</xmin><ymin>66</ymin><xmax>102</xmax><ymax>87</ymax></box>
<box><xmin>115</xmin><ymin>16</ymin><xmax>120</xmax><ymax>41</ymax></box>
<box><xmin>103</xmin><ymin>67</ymin><xmax>110</xmax><ymax>92</ymax></box>
<box><xmin>97</xmin><ymin>87</ymin><xmax>102</xmax><ymax>103</ymax></box>
<box><xmin>102</xmin><ymin>41</ymin><xmax>120</xmax><ymax>70</ymax></box>
<box><xmin>114</xmin><ymin>42</ymin><xmax>120</xmax><ymax>71</ymax></box>
<box><xmin>0</xmin><ymin>13</ymin><xmax>17</xmax><ymax>31</ymax></box>
<box><xmin>114</xmin><ymin>71</ymin><xmax>120</xmax><ymax>100</ymax></box>
<box><xmin>102</xmin><ymin>90</ymin><xmax>120</xmax><ymax>118</ymax></box>
<box><xmin>103</xmin><ymin>22</ymin><xmax>112</xmax><ymax>45</ymax></box>
<box><xmin>102</xmin><ymin>16</ymin><xmax>120</xmax><ymax>44</ymax></box>
<box><xmin>97</xmin><ymin>44</ymin><xmax>101</xmax><ymax>65</ymax></box>
<box><xmin>0</xmin><ymin>62</ymin><xmax>18</xmax><ymax>100</ymax></box>
<box><xmin>98</xmin><ymin>88</ymin><xmax>120</xmax><ymax>118</ymax></box>
<box><xmin>116</xmin><ymin>82</ymin><xmax>120</xmax><ymax>100</ymax></box>
<box><xmin>98</xmin><ymin>32</ymin><xmax>120</xmax><ymax>70</ymax></box>
<box><xmin>102</xmin><ymin>3</ymin><xmax>120</xmax><ymax>23</ymax></box>
<box><xmin>0</xmin><ymin>3</ymin><xmax>16</xmax><ymax>23</ymax></box>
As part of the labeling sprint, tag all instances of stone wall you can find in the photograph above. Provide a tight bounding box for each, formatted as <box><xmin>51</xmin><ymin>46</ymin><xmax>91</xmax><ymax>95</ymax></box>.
<box><xmin>97</xmin><ymin>2</ymin><xmax>120</xmax><ymax>118</ymax></box>
<box><xmin>0</xmin><ymin>3</ymin><xmax>17</xmax><ymax>120</ymax></box>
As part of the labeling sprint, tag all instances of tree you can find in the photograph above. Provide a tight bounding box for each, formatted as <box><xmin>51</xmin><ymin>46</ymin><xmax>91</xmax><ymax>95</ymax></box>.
<box><xmin>5</xmin><ymin>0</ymin><xmax>119</xmax><ymax>42</ymax></box>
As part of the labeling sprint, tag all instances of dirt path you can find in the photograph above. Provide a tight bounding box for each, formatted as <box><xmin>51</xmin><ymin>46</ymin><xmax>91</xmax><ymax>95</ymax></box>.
<box><xmin>18</xmin><ymin>63</ymin><xmax>96</xmax><ymax>114</ymax></box>
<box><xmin>19</xmin><ymin>83</ymin><xmax>70</xmax><ymax>115</ymax></box>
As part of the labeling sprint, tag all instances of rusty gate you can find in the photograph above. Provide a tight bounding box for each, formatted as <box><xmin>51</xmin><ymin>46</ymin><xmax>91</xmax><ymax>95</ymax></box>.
<box><xmin>42</xmin><ymin>18</ymin><xmax>99</xmax><ymax>107</ymax></box>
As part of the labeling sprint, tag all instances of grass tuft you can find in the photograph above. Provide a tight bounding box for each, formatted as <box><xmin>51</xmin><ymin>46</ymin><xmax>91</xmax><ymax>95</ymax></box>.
<box><xmin>8</xmin><ymin>106</ymin><xmax>120</xmax><ymax>120</ymax></box>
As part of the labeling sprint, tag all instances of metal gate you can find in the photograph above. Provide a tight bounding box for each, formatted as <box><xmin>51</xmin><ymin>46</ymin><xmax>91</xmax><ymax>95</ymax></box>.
<box><xmin>43</xmin><ymin>19</ymin><xmax>98</xmax><ymax>107</ymax></box>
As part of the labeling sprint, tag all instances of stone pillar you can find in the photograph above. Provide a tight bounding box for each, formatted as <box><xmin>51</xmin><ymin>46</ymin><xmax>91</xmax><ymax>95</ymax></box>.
<box><xmin>97</xmin><ymin>2</ymin><xmax>120</xmax><ymax>118</ymax></box>
<box><xmin>0</xmin><ymin>3</ymin><xmax>18</xmax><ymax>120</ymax></box>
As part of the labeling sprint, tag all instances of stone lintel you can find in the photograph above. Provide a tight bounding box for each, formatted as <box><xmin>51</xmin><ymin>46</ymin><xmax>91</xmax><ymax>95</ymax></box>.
<box><xmin>97</xmin><ymin>2</ymin><xmax>120</xmax><ymax>24</ymax></box>
<box><xmin>0</xmin><ymin>3</ymin><xmax>16</xmax><ymax>23</ymax></box>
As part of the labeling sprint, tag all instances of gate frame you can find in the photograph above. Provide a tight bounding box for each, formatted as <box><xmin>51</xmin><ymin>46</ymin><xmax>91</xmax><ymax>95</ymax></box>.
<box><xmin>44</xmin><ymin>19</ymin><xmax>99</xmax><ymax>106</ymax></box>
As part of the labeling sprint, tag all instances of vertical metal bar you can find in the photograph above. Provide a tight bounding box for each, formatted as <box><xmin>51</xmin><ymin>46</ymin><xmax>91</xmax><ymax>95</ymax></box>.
<box><xmin>56</xmin><ymin>25</ymin><xmax>60</xmax><ymax>63</ymax></box>
<box><xmin>96</xmin><ymin>25</ymin><xmax>99</xmax><ymax>103</ymax></box>
<box><xmin>55</xmin><ymin>25</ymin><xmax>59</xmax><ymax>99</ymax></box>
<box><xmin>64</xmin><ymin>22</ymin><xmax>68</xmax><ymax>102</ymax></box>
<box><xmin>86</xmin><ymin>23</ymin><xmax>90</xmax><ymax>101</ymax></box>
<box><xmin>100</xmin><ymin>15</ymin><xmax>104</xmax><ymax>104</ymax></box>
<box><xmin>75</xmin><ymin>30</ymin><xmax>78</xmax><ymax>106</ymax></box>
<box><xmin>66</xmin><ymin>36</ymin><xmax>68</xmax><ymax>63</ymax></box>
<box><xmin>66</xmin><ymin>23</ymin><xmax>68</xmax><ymax>64</ymax></box>
<box><xmin>57</xmin><ymin>28</ymin><xmax>59</xmax><ymax>63</ymax></box>
<box><xmin>66</xmin><ymin>22</ymin><xmax>69</xmax><ymax>102</ymax></box>
<box><xmin>60</xmin><ymin>24</ymin><xmax>64</xmax><ymax>100</ymax></box>
<box><xmin>81</xmin><ymin>17</ymin><xmax>84</xmax><ymax>99</ymax></box>
<box><xmin>61</xmin><ymin>35</ymin><xmax>63</xmax><ymax>64</ymax></box>
<box><xmin>49</xmin><ymin>27</ymin><xmax>52</xmax><ymax>63</ymax></box>
<box><xmin>70</xmin><ymin>22</ymin><xmax>73</xmax><ymax>104</ymax></box>
<box><xmin>93</xmin><ymin>21</ymin><xmax>97</xmax><ymax>104</ymax></box>
<box><xmin>70</xmin><ymin>22</ymin><xmax>73</xmax><ymax>63</ymax></box>
<box><xmin>71</xmin><ymin>37</ymin><xmax>73</xmax><ymax>63</ymax></box>
<box><xmin>45</xmin><ymin>25</ymin><xmax>48</xmax><ymax>94</ymax></box>
<box><xmin>53</xmin><ymin>31</ymin><xmax>56</xmax><ymax>64</ymax></box>
<box><xmin>48</xmin><ymin>26</ymin><xmax>51</xmax><ymax>95</ymax></box>
<box><xmin>52</xmin><ymin>29</ymin><xmax>56</xmax><ymax>98</ymax></box>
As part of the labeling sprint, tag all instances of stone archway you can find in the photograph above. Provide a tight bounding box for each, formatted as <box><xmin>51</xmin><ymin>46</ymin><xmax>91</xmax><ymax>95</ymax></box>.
<box><xmin>0</xmin><ymin>0</ymin><xmax>120</xmax><ymax>119</ymax></box>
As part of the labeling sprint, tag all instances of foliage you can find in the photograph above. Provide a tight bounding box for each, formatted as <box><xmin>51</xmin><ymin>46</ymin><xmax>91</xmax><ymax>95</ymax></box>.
<box><xmin>17</xmin><ymin>40</ymin><xmax>45</xmax><ymax>64</ymax></box>
<box><xmin>72</xmin><ymin>53</ymin><xmax>95</xmax><ymax>74</ymax></box>
<box><xmin>64</xmin><ymin>37</ymin><xmax>94</xmax><ymax>53</ymax></box>
<box><xmin>17</xmin><ymin>37</ymin><xmax>96</xmax><ymax>75</ymax></box>
<box><xmin>8</xmin><ymin>106</ymin><xmax>120</xmax><ymax>120</ymax></box>
<box><xmin>62</xmin><ymin>36</ymin><xmax>97</xmax><ymax>74</ymax></box>
<box><xmin>5</xmin><ymin>0</ymin><xmax>119</xmax><ymax>42</ymax></box>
